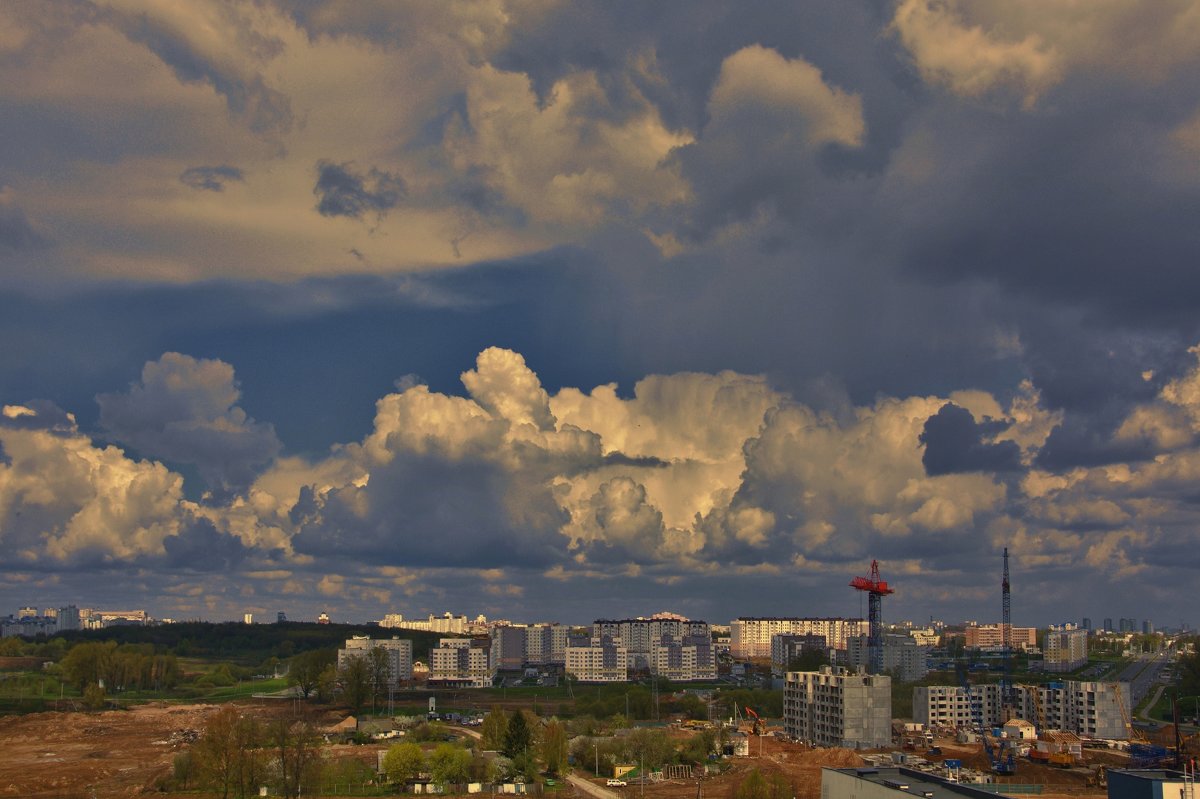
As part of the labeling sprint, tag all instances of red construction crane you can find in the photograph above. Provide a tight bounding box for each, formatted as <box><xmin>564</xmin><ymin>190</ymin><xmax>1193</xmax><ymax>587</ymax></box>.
<box><xmin>850</xmin><ymin>559</ymin><xmax>894</xmax><ymax>674</ymax></box>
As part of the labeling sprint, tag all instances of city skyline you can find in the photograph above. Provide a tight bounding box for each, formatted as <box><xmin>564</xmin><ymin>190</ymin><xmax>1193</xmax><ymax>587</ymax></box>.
<box><xmin>2</xmin><ymin>3</ymin><xmax>1200</xmax><ymax>626</ymax></box>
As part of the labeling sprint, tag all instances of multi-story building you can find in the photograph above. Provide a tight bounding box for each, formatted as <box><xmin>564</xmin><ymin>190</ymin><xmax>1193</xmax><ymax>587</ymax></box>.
<box><xmin>565</xmin><ymin>635</ymin><xmax>628</xmax><ymax>682</ymax></box>
<box><xmin>784</xmin><ymin>667</ymin><xmax>891</xmax><ymax>748</ymax></box>
<box><xmin>731</xmin><ymin>618</ymin><xmax>868</xmax><ymax>659</ymax></box>
<box><xmin>337</xmin><ymin>636</ymin><xmax>414</xmax><ymax>686</ymax></box>
<box><xmin>963</xmin><ymin>623</ymin><xmax>1037</xmax><ymax>650</ymax></box>
<box><xmin>912</xmin><ymin>684</ymin><xmax>1002</xmax><ymax>729</ymax></box>
<box><xmin>379</xmin><ymin>612</ymin><xmax>470</xmax><ymax>634</ymax></box>
<box><xmin>523</xmin><ymin>623</ymin><xmax>570</xmax><ymax>665</ymax></box>
<box><xmin>845</xmin><ymin>634</ymin><xmax>929</xmax><ymax>682</ymax></box>
<box><xmin>429</xmin><ymin>638</ymin><xmax>493</xmax><ymax>688</ymax></box>
<box><xmin>490</xmin><ymin>625</ymin><xmax>527</xmax><ymax>671</ymax></box>
<box><xmin>771</xmin><ymin>634</ymin><xmax>828</xmax><ymax>674</ymax></box>
<box><xmin>649</xmin><ymin>634</ymin><xmax>717</xmax><ymax>682</ymax></box>
<box><xmin>1014</xmin><ymin>680</ymin><xmax>1130</xmax><ymax>740</ymax></box>
<box><xmin>593</xmin><ymin>614</ymin><xmax>710</xmax><ymax>670</ymax></box>
<box><xmin>1044</xmin><ymin>628</ymin><xmax>1088</xmax><ymax>672</ymax></box>
<box><xmin>914</xmin><ymin>680</ymin><xmax>1131</xmax><ymax>739</ymax></box>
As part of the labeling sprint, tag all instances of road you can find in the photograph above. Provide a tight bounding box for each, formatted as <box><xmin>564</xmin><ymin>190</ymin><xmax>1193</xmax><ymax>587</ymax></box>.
<box><xmin>566</xmin><ymin>774</ymin><xmax>621</xmax><ymax>799</ymax></box>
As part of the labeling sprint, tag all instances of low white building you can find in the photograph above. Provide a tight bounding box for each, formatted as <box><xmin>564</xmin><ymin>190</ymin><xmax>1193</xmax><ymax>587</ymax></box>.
<box><xmin>565</xmin><ymin>635</ymin><xmax>628</xmax><ymax>682</ymax></box>
<box><xmin>784</xmin><ymin>666</ymin><xmax>891</xmax><ymax>748</ymax></box>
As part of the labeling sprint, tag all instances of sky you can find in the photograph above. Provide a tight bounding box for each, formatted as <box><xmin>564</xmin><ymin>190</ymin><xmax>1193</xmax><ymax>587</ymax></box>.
<box><xmin>2</xmin><ymin>1</ymin><xmax>1200</xmax><ymax>629</ymax></box>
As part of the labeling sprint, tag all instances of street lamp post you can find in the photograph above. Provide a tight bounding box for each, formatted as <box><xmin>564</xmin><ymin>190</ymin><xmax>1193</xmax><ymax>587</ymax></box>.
<box><xmin>594</xmin><ymin>743</ymin><xmax>599</xmax><ymax>777</ymax></box>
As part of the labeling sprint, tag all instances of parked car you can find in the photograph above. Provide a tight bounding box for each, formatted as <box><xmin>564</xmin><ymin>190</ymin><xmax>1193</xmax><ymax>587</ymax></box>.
<box><xmin>607</xmin><ymin>779</ymin><xmax>627</xmax><ymax>787</ymax></box>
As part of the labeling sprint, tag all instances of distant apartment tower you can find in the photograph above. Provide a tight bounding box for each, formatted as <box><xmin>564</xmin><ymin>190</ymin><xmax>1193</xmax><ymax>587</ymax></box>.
<box><xmin>845</xmin><ymin>633</ymin><xmax>930</xmax><ymax>681</ymax></box>
<box><xmin>784</xmin><ymin>667</ymin><xmax>891</xmax><ymax>748</ymax></box>
<box><xmin>771</xmin><ymin>634</ymin><xmax>828</xmax><ymax>674</ymax></box>
<box><xmin>650</xmin><ymin>634</ymin><xmax>716</xmax><ymax>682</ymax></box>
<box><xmin>1044</xmin><ymin>628</ymin><xmax>1088</xmax><ymax>672</ymax></box>
<box><xmin>1103</xmin><ymin>617</ymin><xmax>1113</xmax><ymax>632</ymax></box>
<box><xmin>429</xmin><ymin>638</ymin><xmax>492</xmax><ymax>688</ymax></box>
<box><xmin>1143</xmin><ymin>620</ymin><xmax>1154</xmax><ymax>635</ymax></box>
<box><xmin>593</xmin><ymin>614</ymin><xmax>710</xmax><ymax>669</ymax></box>
<box><xmin>57</xmin><ymin>605</ymin><xmax>81</xmax><ymax>632</ymax></box>
<box><xmin>731</xmin><ymin>617</ymin><xmax>868</xmax><ymax>659</ymax></box>
<box><xmin>338</xmin><ymin>636</ymin><xmax>414</xmax><ymax>686</ymax></box>
<box><xmin>964</xmin><ymin>623</ymin><xmax>1037</xmax><ymax>650</ymax></box>
<box><xmin>317</xmin><ymin>612</ymin><xmax>330</xmax><ymax>624</ymax></box>
<box><xmin>491</xmin><ymin>625</ymin><xmax>527</xmax><ymax>670</ymax></box>
<box><xmin>1081</xmin><ymin>617</ymin><xmax>1091</xmax><ymax>630</ymax></box>
<box><xmin>524</xmin><ymin>623</ymin><xmax>570</xmax><ymax>666</ymax></box>
<box><xmin>565</xmin><ymin>635</ymin><xmax>628</xmax><ymax>682</ymax></box>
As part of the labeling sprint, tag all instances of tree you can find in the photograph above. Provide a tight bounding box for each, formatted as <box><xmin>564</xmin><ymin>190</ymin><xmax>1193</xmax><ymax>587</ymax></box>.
<box><xmin>369</xmin><ymin>646</ymin><xmax>391</xmax><ymax>708</ymax></box>
<box><xmin>540</xmin><ymin>720</ymin><xmax>568</xmax><ymax>775</ymax></box>
<box><xmin>193</xmin><ymin>706</ymin><xmax>263</xmax><ymax>799</ymax></box>
<box><xmin>269</xmin><ymin>716</ymin><xmax>321</xmax><ymax>799</ymax></box>
<box><xmin>339</xmin><ymin>654</ymin><xmax>371</xmax><ymax>714</ymax></box>
<box><xmin>503</xmin><ymin>709</ymin><xmax>532</xmax><ymax>758</ymax></box>
<box><xmin>481</xmin><ymin>705</ymin><xmax>509</xmax><ymax>750</ymax></box>
<box><xmin>429</xmin><ymin>743</ymin><xmax>472</xmax><ymax>784</ymax></box>
<box><xmin>383</xmin><ymin>742</ymin><xmax>426</xmax><ymax>784</ymax></box>
<box><xmin>290</xmin><ymin>649</ymin><xmax>333</xmax><ymax>700</ymax></box>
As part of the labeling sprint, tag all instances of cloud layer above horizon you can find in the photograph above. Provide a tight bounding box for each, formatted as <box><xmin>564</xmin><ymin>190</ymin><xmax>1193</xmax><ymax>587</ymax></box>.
<box><xmin>2</xmin><ymin>0</ymin><xmax>1200</xmax><ymax>624</ymax></box>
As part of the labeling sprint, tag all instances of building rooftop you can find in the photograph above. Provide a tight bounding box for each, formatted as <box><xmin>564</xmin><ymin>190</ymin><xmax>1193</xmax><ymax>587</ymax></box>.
<box><xmin>824</xmin><ymin>766</ymin><xmax>1010</xmax><ymax>799</ymax></box>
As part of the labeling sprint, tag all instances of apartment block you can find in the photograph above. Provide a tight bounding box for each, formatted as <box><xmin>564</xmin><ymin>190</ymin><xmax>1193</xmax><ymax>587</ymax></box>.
<box><xmin>784</xmin><ymin>667</ymin><xmax>891</xmax><ymax>748</ymax></box>
<box><xmin>845</xmin><ymin>634</ymin><xmax>930</xmax><ymax>682</ymax></box>
<box><xmin>732</xmin><ymin>617</ymin><xmax>868</xmax><ymax>659</ymax></box>
<box><xmin>1044</xmin><ymin>628</ymin><xmax>1088</xmax><ymax>672</ymax></box>
<box><xmin>771</xmin><ymin>633</ymin><xmax>828</xmax><ymax>674</ymax></box>
<box><xmin>592</xmin><ymin>614</ymin><xmax>710</xmax><ymax>670</ymax></box>
<box><xmin>429</xmin><ymin>638</ymin><xmax>493</xmax><ymax>688</ymax></box>
<box><xmin>913</xmin><ymin>684</ymin><xmax>1002</xmax><ymax>728</ymax></box>
<box><xmin>914</xmin><ymin>680</ymin><xmax>1131</xmax><ymax>740</ymax></box>
<box><xmin>963</xmin><ymin>623</ymin><xmax>1037</xmax><ymax>650</ymax></box>
<box><xmin>337</xmin><ymin>636</ymin><xmax>414</xmax><ymax>686</ymax></box>
<box><xmin>649</xmin><ymin>633</ymin><xmax>717</xmax><ymax>682</ymax></box>
<box><xmin>565</xmin><ymin>635</ymin><xmax>629</xmax><ymax>682</ymax></box>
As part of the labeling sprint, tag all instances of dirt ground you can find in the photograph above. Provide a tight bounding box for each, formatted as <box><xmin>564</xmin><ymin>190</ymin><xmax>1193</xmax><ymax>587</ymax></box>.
<box><xmin>0</xmin><ymin>709</ymin><xmax>1125</xmax><ymax>799</ymax></box>
<box><xmin>0</xmin><ymin>702</ymin><xmax>218</xmax><ymax>798</ymax></box>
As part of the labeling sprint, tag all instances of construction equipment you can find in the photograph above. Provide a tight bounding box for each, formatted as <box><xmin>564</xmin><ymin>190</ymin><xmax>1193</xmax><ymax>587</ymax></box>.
<box><xmin>957</xmin><ymin>663</ymin><xmax>1016</xmax><ymax>775</ymax></box>
<box><xmin>743</xmin><ymin>705</ymin><xmax>765</xmax><ymax>736</ymax></box>
<box><xmin>1115</xmin><ymin>684</ymin><xmax>1170</xmax><ymax>766</ymax></box>
<box><xmin>850</xmin><ymin>560</ymin><xmax>894</xmax><ymax>674</ymax></box>
<box><xmin>1000</xmin><ymin>548</ymin><xmax>1015</xmax><ymax>720</ymax></box>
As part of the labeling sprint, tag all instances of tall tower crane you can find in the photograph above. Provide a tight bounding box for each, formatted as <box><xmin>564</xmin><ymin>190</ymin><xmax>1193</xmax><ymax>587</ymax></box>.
<box><xmin>1001</xmin><ymin>547</ymin><xmax>1014</xmax><ymax>717</ymax></box>
<box><xmin>850</xmin><ymin>559</ymin><xmax>894</xmax><ymax>674</ymax></box>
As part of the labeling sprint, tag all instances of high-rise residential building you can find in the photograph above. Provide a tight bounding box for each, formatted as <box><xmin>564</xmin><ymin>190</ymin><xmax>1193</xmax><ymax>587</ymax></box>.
<box><xmin>784</xmin><ymin>667</ymin><xmax>891</xmax><ymax>748</ymax></box>
<box><xmin>963</xmin><ymin>623</ymin><xmax>1037</xmax><ymax>650</ymax></box>
<box><xmin>731</xmin><ymin>618</ymin><xmax>867</xmax><ymax>659</ymax></box>
<box><xmin>649</xmin><ymin>633</ymin><xmax>716</xmax><ymax>682</ymax></box>
<box><xmin>1103</xmin><ymin>617</ymin><xmax>1113</xmax><ymax>631</ymax></box>
<box><xmin>913</xmin><ymin>680</ymin><xmax>1131</xmax><ymax>740</ymax></box>
<box><xmin>429</xmin><ymin>639</ymin><xmax>492</xmax><ymax>688</ymax></box>
<box><xmin>593</xmin><ymin>614</ymin><xmax>710</xmax><ymax>670</ymax></box>
<box><xmin>338</xmin><ymin>636</ymin><xmax>414</xmax><ymax>686</ymax></box>
<box><xmin>565</xmin><ymin>635</ymin><xmax>628</xmax><ymax>682</ymax></box>
<box><xmin>913</xmin><ymin>684</ymin><xmax>1002</xmax><ymax>729</ymax></box>
<box><xmin>845</xmin><ymin>633</ymin><xmax>929</xmax><ymax>681</ymax></box>
<box><xmin>1044</xmin><ymin>628</ymin><xmax>1088</xmax><ymax>672</ymax></box>
<box><xmin>1082</xmin><ymin>617</ymin><xmax>1091</xmax><ymax>630</ymax></box>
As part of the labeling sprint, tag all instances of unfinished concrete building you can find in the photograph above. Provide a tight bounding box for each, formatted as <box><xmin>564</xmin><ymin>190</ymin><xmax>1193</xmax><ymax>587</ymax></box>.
<box><xmin>784</xmin><ymin>666</ymin><xmax>891</xmax><ymax>748</ymax></box>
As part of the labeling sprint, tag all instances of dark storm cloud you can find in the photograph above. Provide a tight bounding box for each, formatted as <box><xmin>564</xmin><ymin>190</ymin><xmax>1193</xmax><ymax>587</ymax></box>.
<box><xmin>313</xmin><ymin>160</ymin><xmax>405</xmax><ymax>220</ymax></box>
<box><xmin>919</xmin><ymin>402</ymin><xmax>1022</xmax><ymax>475</ymax></box>
<box><xmin>0</xmin><ymin>201</ymin><xmax>49</xmax><ymax>252</ymax></box>
<box><xmin>98</xmin><ymin>6</ymin><xmax>293</xmax><ymax>138</ymax></box>
<box><xmin>96</xmin><ymin>353</ymin><xmax>281</xmax><ymax>497</ymax></box>
<box><xmin>290</xmin><ymin>454</ymin><xmax>569</xmax><ymax>569</ymax></box>
<box><xmin>161</xmin><ymin>517</ymin><xmax>249</xmax><ymax>571</ymax></box>
<box><xmin>891</xmin><ymin>80</ymin><xmax>1200</xmax><ymax>327</ymax></box>
<box><xmin>179</xmin><ymin>165</ymin><xmax>245</xmax><ymax>192</ymax></box>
